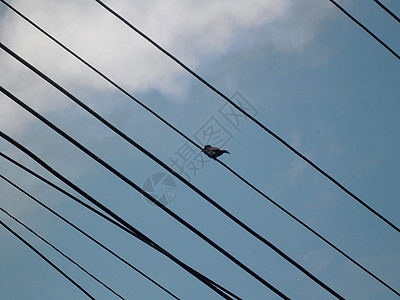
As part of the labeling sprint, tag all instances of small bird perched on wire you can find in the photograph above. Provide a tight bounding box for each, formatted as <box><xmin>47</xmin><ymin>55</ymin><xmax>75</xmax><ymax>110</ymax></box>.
<box><xmin>202</xmin><ymin>145</ymin><xmax>230</xmax><ymax>159</ymax></box>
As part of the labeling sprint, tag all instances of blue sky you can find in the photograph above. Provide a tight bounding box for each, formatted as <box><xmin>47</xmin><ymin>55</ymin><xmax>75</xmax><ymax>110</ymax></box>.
<box><xmin>0</xmin><ymin>0</ymin><xmax>399</xmax><ymax>299</ymax></box>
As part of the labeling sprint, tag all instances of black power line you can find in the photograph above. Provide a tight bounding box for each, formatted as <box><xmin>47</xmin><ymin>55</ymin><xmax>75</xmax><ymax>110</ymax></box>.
<box><xmin>0</xmin><ymin>3</ymin><xmax>395</xmax><ymax>294</ymax></box>
<box><xmin>0</xmin><ymin>155</ymin><xmax>144</xmax><ymax>250</ymax></box>
<box><xmin>0</xmin><ymin>133</ymin><xmax>241</xmax><ymax>300</ymax></box>
<box><xmin>91</xmin><ymin>0</ymin><xmax>400</xmax><ymax>233</ymax></box>
<box><xmin>373</xmin><ymin>0</ymin><xmax>400</xmax><ymax>23</ymax></box>
<box><xmin>329</xmin><ymin>0</ymin><xmax>400</xmax><ymax>60</ymax></box>
<box><xmin>0</xmin><ymin>163</ymin><xmax>234</xmax><ymax>300</ymax></box>
<box><xmin>217</xmin><ymin>160</ymin><xmax>399</xmax><ymax>296</ymax></box>
<box><xmin>0</xmin><ymin>0</ymin><xmax>199</xmax><ymax>152</ymax></box>
<box><xmin>0</xmin><ymin>44</ymin><xmax>342</xmax><ymax>298</ymax></box>
<box><xmin>0</xmin><ymin>218</ymin><xmax>95</xmax><ymax>299</ymax></box>
<box><xmin>0</xmin><ymin>169</ymin><xmax>180</xmax><ymax>300</ymax></box>
<box><xmin>0</xmin><ymin>88</ymin><xmax>289</xmax><ymax>298</ymax></box>
<box><xmin>0</xmin><ymin>206</ymin><xmax>125</xmax><ymax>299</ymax></box>
<box><xmin>1</xmin><ymin>2</ymin><xmax>397</xmax><ymax>296</ymax></box>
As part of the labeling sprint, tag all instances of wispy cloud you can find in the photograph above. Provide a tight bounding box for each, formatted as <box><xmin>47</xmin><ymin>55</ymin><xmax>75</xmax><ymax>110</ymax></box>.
<box><xmin>278</xmin><ymin>132</ymin><xmax>307</xmax><ymax>183</ymax></box>
<box><xmin>302</xmin><ymin>248</ymin><xmax>330</xmax><ymax>274</ymax></box>
<box><xmin>329</xmin><ymin>142</ymin><xmax>344</xmax><ymax>155</ymax></box>
<box><xmin>279</xmin><ymin>159</ymin><xmax>307</xmax><ymax>183</ymax></box>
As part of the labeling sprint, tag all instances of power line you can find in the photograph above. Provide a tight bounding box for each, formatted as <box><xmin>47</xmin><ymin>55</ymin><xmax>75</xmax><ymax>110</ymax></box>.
<box><xmin>0</xmin><ymin>43</ymin><xmax>342</xmax><ymax>298</ymax></box>
<box><xmin>92</xmin><ymin>0</ymin><xmax>400</xmax><ymax>233</ymax></box>
<box><xmin>0</xmin><ymin>86</ymin><xmax>289</xmax><ymax>299</ymax></box>
<box><xmin>0</xmin><ymin>2</ymin><xmax>294</xmax><ymax>270</ymax></box>
<box><xmin>0</xmin><ymin>169</ymin><xmax>180</xmax><ymax>300</ymax></box>
<box><xmin>217</xmin><ymin>160</ymin><xmax>400</xmax><ymax>296</ymax></box>
<box><xmin>373</xmin><ymin>0</ymin><xmax>400</xmax><ymax>23</ymax></box>
<box><xmin>0</xmin><ymin>163</ymin><xmax>235</xmax><ymax>300</ymax></box>
<box><xmin>1</xmin><ymin>1</ymin><xmax>397</xmax><ymax>295</ymax></box>
<box><xmin>0</xmin><ymin>217</ymin><xmax>95</xmax><ymax>299</ymax></box>
<box><xmin>0</xmin><ymin>0</ymin><xmax>198</xmax><ymax>151</ymax></box>
<box><xmin>0</xmin><ymin>157</ymin><xmax>147</xmax><ymax>250</ymax></box>
<box><xmin>0</xmin><ymin>133</ymin><xmax>241</xmax><ymax>300</ymax></box>
<box><xmin>329</xmin><ymin>0</ymin><xmax>400</xmax><ymax>60</ymax></box>
<box><xmin>0</xmin><ymin>205</ymin><xmax>125</xmax><ymax>300</ymax></box>
<box><xmin>0</xmin><ymin>3</ymin><xmax>395</xmax><ymax>294</ymax></box>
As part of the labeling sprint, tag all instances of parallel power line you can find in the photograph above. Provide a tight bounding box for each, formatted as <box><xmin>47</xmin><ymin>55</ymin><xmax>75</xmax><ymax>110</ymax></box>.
<box><xmin>1</xmin><ymin>3</ymin><xmax>397</xmax><ymax>297</ymax></box>
<box><xmin>0</xmin><ymin>133</ymin><xmax>241</xmax><ymax>300</ymax></box>
<box><xmin>0</xmin><ymin>218</ymin><xmax>95</xmax><ymax>299</ymax></box>
<box><xmin>92</xmin><ymin>0</ymin><xmax>400</xmax><ymax>233</ymax></box>
<box><xmin>0</xmin><ymin>46</ymin><xmax>343</xmax><ymax>299</ymax></box>
<box><xmin>373</xmin><ymin>0</ymin><xmax>400</xmax><ymax>23</ymax></box>
<box><xmin>0</xmin><ymin>206</ymin><xmax>125</xmax><ymax>300</ymax></box>
<box><xmin>329</xmin><ymin>0</ymin><xmax>400</xmax><ymax>60</ymax></box>
<box><xmin>0</xmin><ymin>3</ymin><xmax>395</xmax><ymax>295</ymax></box>
<box><xmin>0</xmin><ymin>89</ymin><xmax>290</xmax><ymax>299</ymax></box>
<box><xmin>0</xmin><ymin>169</ymin><xmax>180</xmax><ymax>300</ymax></box>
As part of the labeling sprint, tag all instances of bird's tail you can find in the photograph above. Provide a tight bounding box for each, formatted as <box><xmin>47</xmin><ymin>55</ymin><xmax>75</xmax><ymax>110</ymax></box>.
<box><xmin>222</xmin><ymin>150</ymin><xmax>230</xmax><ymax>154</ymax></box>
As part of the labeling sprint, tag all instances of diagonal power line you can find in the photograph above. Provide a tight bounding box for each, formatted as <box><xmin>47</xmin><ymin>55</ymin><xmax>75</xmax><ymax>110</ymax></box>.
<box><xmin>216</xmin><ymin>160</ymin><xmax>400</xmax><ymax>296</ymax></box>
<box><xmin>373</xmin><ymin>0</ymin><xmax>400</xmax><ymax>23</ymax></box>
<box><xmin>0</xmin><ymin>133</ymin><xmax>241</xmax><ymax>300</ymax></box>
<box><xmin>0</xmin><ymin>169</ymin><xmax>180</xmax><ymax>300</ymax></box>
<box><xmin>0</xmin><ymin>44</ymin><xmax>343</xmax><ymax>299</ymax></box>
<box><xmin>329</xmin><ymin>0</ymin><xmax>400</xmax><ymax>60</ymax></box>
<box><xmin>0</xmin><ymin>206</ymin><xmax>125</xmax><ymax>300</ymax></box>
<box><xmin>0</xmin><ymin>89</ymin><xmax>289</xmax><ymax>298</ymax></box>
<box><xmin>0</xmin><ymin>217</ymin><xmax>95</xmax><ymax>299</ymax></box>
<box><xmin>92</xmin><ymin>0</ymin><xmax>400</xmax><ymax>233</ymax></box>
<box><xmin>0</xmin><ymin>3</ymin><xmax>396</xmax><ymax>294</ymax></box>
<box><xmin>0</xmin><ymin>0</ymin><xmax>197</xmax><ymax>151</ymax></box>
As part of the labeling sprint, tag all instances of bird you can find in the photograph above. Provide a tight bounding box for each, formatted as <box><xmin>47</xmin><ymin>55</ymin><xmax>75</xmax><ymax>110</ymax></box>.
<box><xmin>202</xmin><ymin>145</ymin><xmax>230</xmax><ymax>159</ymax></box>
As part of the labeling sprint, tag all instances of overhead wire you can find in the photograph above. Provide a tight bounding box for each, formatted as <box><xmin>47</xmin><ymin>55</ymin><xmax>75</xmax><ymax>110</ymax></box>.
<box><xmin>0</xmin><ymin>0</ymin><xmax>195</xmax><ymax>149</ymax></box>
<box><xmin>0</xmin><ymin>1</ymin><xmax>396</xmax><ymax>296</ymax></box>
<box><xmin>329</xmin><ymin>0</ymin><xmax>400</xmax><ymax>60</ymax></box>
<box><xmin>0</xmin><ymin>168</ymin><xmax>180</xmax><ymax>300</ymax></box>
<box><xmin>0</xmin><ymin>85</ymin><xmax>289</xmax><ymax>299</ymax></box>
<box><xmin>0</xmin><ymin>217</ymin><xmax>95</xmax><ymax>299</ymax></box>
<box><xmin>373</xmin><ymin>0</ymin><xmax>400</xmax><ymax>24</ymax></box>
<box><xmin>0</xmin><ymin>43</ymin><xmax>343</xmax><ymax>299</ymax></box>
<box><xmin>0</xmin><ymin>133</ymin><xmax>241</xmax><ymax>300</ymax></box>
<box><xmin>0</xmin><ymin>157</ymin><xmax>144</xmax><ymax>248</ymax></box>
<box><xmin>0</xmin><ymin>2</ymin><xmax>395</xmax><ymax>294</ymax></box>
<box><xmin>0</xmin><ymin>205</ymin><xmax>125</xmax><ymax>300</ymax></box>
<box><xmin>2</xmin><ymin>0</ymin><xmax>398</xmax><ymax>296</ymax></box>
<box><xmin>92</xmin><ymin>0</ymin><xmax>400</xmax><ymax>233</ymax></box>
<box><xmin>217</xmin><ymin>161</ymin><xmax>399</xmax><ymax>295</ymax></box>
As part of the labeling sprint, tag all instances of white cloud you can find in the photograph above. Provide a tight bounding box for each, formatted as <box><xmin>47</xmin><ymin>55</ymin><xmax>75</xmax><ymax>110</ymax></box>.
<box><xmin>0</xmin><ymin>0</ymin><xmax>331</xmax><ymax>135</ymax></box>
<box><xmin>278</xmin><ymin>132</ymin><xmax>307</xmax><ymax>183</ymax></box>
<box><xmin>279</xmin><ymin>159</ymin><xmax>307</xmax><ymax>183</ymax></box>
<box><xmin>329</xmin><ymin>142</ymin><xmax>344</xmax><ymax>155</ymax></box>
<box><xmin>302</xmin><ymin>248</ymin><xmax>330</xmax><ymax>274</ymax></box>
